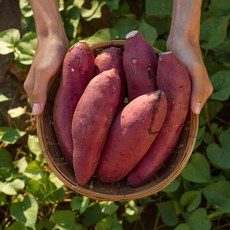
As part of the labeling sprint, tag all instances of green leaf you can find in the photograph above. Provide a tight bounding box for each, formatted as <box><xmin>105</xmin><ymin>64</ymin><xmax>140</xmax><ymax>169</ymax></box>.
<box><xmin>105</xmin><ymin>0</ymin><xmax>120</xmax><ymax>10</ymax></box>
<box><xmin>81</xmin><ymin>1</ymin><xmax>105</xmax><ymax>21</ymax></box>
<box><xmin>0</xmin><ymin>127</ymin><xmax>26</xmax><ymax>144</ymax></box>
<box><xmin>213</xmin><ymin>39</ymin><xmax>230</xmax><ymax>66</ymax></box>
<box><xmin>99</xmin><ymin>201</ymin><xmax>119</xmax><ymax>215</ymax></box>
<box><xmin>207</xmin><ymin>129</ymin><xmax>230</xmax><ymax>169</ymax></box>
<box><xmin>180</xmin><ymin>191</ymin><xmax>202</xmax><ymax>212</ymax></box>
<box><xmin>0</xmin><ymin>192</ymin><xmax>8</xmax><ymax>206</ymax></box>
<box><xmin>207</xmin><ymin>143</ymin><xmax>230</xmax><ymax>169</ymax></box>
<box><xmin>200</xmin><ymin>16</ymin><xmax>229</xmax><ymax>49</ymax></box>
<box><xmin>138</xmin><ymin>20</ymin><xmax>158</xmax><ymax>45</ymax></box>
<box><xmin>95</xmin><ymin>214</ymin><xmax>122</xmax><ymax>230</ymax></box>
<box><xmin>27</xmin><ymin>174</ymin><xmax>65</xmax><ymax>202</ymax></box>
<box><xmin>5</xmin><ymin>222</ymin><xmax>26</xmax><ymax>230</ymax></box>
<box><xmin>181</xmin><ymin>153</ymin><xmax>211</xmax><ymax>183</ymax></box>
<box><xmin>210</xmin><ymin>70</ymin><xmax>230</xmax><ymax>101</ymax></box>
<box><xmin>0</xmin><ymin>148</ymin><xmax>13</xmax><ymax>168</ymax></box>
<box><xmin>82</xmin><ymin>203</ymin><xmax>105</xmax><ymax>227</ymax></box>
<box><xmin>175</xmin><ymin>223</ymin><xmax>190</xmax><ymax>230</ymax></box>
<box><xmin>113</xmin><ymin>18</ymin><xmax>140</xmax><ymax>39</ymax></box>
<box><xmin>187</xmin><ymin>208</ymin><xmax>211</xmax><ymax>230</ymax></box>
<box><xmin>145</xmin><ymin>0</ymin><xmax>173</xmax><ymax>17</ymax></box>
<box><xmin>203</xmin><ymin>181</ymin><xmax>230</xmax><ymax>213</ymax></box>
<box><xmin>85</xmin><ymin>28</ymin><xmax>118</xmax><ymax>45</ymax></box>
<box><xmin>162</xmin><ymin>178</ymin><xmax>180</xmax><ymax>193</ymax></box>
<box><xmin>157</xmin><ymin>201</ymin><xmax>179</xmax><ymax>227</ymax></box>
<box><xmin>209</xmin><ymin>0</ymin><xmax>230</xmax><ymax>13</ymax></box>
<box><xmin>71</xmin><ymin>196</ymin><xmax>89</xmax><ymax>213</ymax></box>
<box><xmin>50</xmin><ymin>210</ymin><xmax>76</xmax><ymax>229</ymax></box>
<box><xmin>10</xmin><ymin>194</ymin><xmax>38</xmax><ymax>229</ymax></box>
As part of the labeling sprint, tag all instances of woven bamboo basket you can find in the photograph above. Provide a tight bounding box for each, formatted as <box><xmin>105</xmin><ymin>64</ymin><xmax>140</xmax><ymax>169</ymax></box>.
<box><xmin>36</xmin><ymin>40</ymin><xmax>199</xmax><ymax>201</ymax></box>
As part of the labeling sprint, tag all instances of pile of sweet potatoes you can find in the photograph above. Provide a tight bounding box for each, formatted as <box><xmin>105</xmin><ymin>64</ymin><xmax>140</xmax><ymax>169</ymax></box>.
<box><xmin>53</xmin><ymin>30</ymin><xmax>191</xmax><ymax>187</ymax></box>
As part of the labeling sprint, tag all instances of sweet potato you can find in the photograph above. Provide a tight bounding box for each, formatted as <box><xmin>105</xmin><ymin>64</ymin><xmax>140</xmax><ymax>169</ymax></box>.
<box><xmin>96</xmin><ymin>90</ymin><xmax>167</xmax><ymax>183</ymax></box>
<box><xmin>94</xmin><ymin>47</ymin><xmax>127</xmax><ymax>112</ymax></box>
<box><xmin>53</xmin><ymin>41</ymin><xmax>95</xmax><ymax>167</ymax></box>
<box><xmin>72</xmin><ymin>69</ymin><xmax>121</xmax><ymax>186</ymax></box>
<box><xmin>127</xmin><ymin>52</ymin><xmax>191</xmax><ymax>187</ymax></box>
<box><xmin>123</xmin><ymin>30</ymin><xmax>158</xmax><ymax>101</ymax></box>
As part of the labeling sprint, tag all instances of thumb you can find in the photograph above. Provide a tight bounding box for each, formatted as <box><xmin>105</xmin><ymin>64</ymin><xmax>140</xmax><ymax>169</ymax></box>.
<box><xmin>31</xmin><ymin>76</ymin><xmax>49</xmax><ymax>116</ymax></box>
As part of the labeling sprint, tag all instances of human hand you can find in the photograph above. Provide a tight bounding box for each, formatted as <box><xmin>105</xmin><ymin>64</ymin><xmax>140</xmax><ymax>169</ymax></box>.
<box><xmin>24</xmin><ymin>34</ymin><xmax>69</xmax><ymax>115</ymax></box>
<box><xmin>166</xmin><ymin>37</ymin><xmax>213</xmax><ymax>114</ymax></box>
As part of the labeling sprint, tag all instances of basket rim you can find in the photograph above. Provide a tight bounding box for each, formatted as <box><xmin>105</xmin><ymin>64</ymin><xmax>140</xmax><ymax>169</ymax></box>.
<box><xmin>36</xmin><ymin>111</ymin><xmax>199</xmax><ymax>201</ymax></box>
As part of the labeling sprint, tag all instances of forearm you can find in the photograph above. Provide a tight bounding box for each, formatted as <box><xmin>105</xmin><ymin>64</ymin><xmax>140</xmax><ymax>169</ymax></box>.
<box><xmin>167</xmin><ymin>0</ymin><xmax>202</xmax><ymax>47</ymax></box>
<box><xmin>29</xmin><ymin>0</ymin><xmax>65</xmax><ymax>39</ymax></box>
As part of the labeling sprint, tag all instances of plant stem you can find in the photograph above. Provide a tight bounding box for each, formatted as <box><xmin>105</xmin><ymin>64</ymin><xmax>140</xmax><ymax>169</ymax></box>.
<box><xmin>153</xmin><ymin>211</ymin><xmax>160</xmax><ymax>230</ymax></box>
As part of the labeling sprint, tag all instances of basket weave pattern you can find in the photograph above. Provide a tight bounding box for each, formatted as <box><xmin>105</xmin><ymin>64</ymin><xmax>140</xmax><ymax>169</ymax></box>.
<box><xmin>36</xmin><ymin>40</ymin><xmax>199</xmax><ymax>201</ymax></box>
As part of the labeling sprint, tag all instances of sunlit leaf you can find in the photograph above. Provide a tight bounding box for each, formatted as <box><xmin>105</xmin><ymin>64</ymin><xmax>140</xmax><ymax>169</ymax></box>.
<box><xmin>0</xmin><ymin>179</ymin><xmax>25</xmax><ymax>195</ymax></box>
<box><xmin>27</xmin><ymin>135</ymin><xmax>41</xmax><ymax>156</ymax></box>
<box><xmin>8</xmin><ymin>107</ymin><xmax>26</xmax><ymax>118</ymax></box>
<box><xmin>0</xmin><ymin>127</ymin><xmax>26</xmax><ymax>144</ymax></box>
<box><xmin>0</xmin><ymin>94</ymin><xmax>10</xmax><ymax>103</ymax></box>
<box><xmin>71</xmin><ymin>196</ymin><xmax>89</xmax><ymax>213</ymax></box>
<box><xmin>81</xmin><ymin>0</ymin><xmax>105</xmax><ymax>21</ymax></box>
<box><xmin>99</xmin><ymin>201</ymin><xmax>119</xmax><ymax>215</ymax></box>
<box><xmin>10</xmin><ymin>194</ymin><xmax>38</xmax><ymax>229</ymax></box>
<box><xmin>95</xmin><ymin>214</ymin><xmax>123</xmax><ymax>230</ymax></box>
<box><xmin>19</xmin><ymin>0</ymin><xmax>33</xmax><ymax>17</ymax></box>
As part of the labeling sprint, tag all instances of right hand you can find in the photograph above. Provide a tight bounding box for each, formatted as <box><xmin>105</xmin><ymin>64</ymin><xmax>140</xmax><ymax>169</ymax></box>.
<box><xmin>24</xmin><ymin>33</ymin><xmax>69</xmax><ymax>115</ymax></box>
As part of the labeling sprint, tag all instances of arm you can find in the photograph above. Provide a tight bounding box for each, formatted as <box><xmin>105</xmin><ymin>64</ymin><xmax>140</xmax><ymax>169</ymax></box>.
<box><xmin>167</xmin><ymin>0</ymin><xmax>213</xmax><ymax>114</ymax></box>
<box><xmin>24</xmin><ymin>0</ymin><xmax>69</xmax><ymax>115</ymax></box>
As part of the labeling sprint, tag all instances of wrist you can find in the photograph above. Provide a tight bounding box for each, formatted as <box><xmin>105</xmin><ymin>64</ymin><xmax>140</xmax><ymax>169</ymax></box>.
<box><xmin>168</xmin><ymin>0</ymin><xmax>202</xmax><ymax>48</ymax></box>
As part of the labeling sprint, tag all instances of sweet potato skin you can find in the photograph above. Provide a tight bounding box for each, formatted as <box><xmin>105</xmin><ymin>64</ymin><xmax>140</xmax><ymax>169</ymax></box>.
<box><xmin>123</xmin><ymin>31</ymin><xmax>158</xmax><ymax>101</ymax></box>
<box><xmin>127</xmin><ymin>52</ymin><xmax>191</xmax><ymax>187</ymax></box>
<box><xmin>94</xmin><ymin>47</ymin><xmax>127</xmax><ymax>112</ymax></box>
<box><xmin>53</xmin><ymin>41</ymin><xmax>95</xmax><ymax>167</ymax></box>
<box><xmin>72</xmin><ymin>69</ymin><xmax>121</xmax><ymax>186</ymax></box>
<box><xmin>96</xmin><ymin>90</ymin><xmax>167</xmax><ymax>183</ymax></box>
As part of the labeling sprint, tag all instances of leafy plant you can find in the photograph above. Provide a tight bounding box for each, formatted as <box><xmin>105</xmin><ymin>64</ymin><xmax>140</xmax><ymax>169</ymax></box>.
<box><xmin>0</xmin><ymin>0</ymin><xmax>230</xmax><ymax>229</ymax></box>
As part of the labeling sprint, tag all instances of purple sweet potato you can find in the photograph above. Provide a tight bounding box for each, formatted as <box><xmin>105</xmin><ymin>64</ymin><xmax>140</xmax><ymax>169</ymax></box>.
<box><xmin>53</xmin><ymin>41</ymin><xmax>95</xmax><ymax>167</ymax></box>
<box><xmin>94</xmin><ymin>47</ymin><xmax>127</xmax><ymax>112</ymax></box>
<box><xmin>72</xmin><ymin>69</ymin><xmax>121</xmax><ymax>186</ymax></box>
<box><xmin>96</xmin><ymin>90</ymin><xmax>167</xmax><ymax>183</ymax></box>
<box><xmin>123</xmin><ymin>30</ymin><xmax>158</xmax><ymax>101</ymax></box>
<box><xmin>127</xmin><ymin>52</ymin><xmax>191</xmax><ymax>187</ymax></box>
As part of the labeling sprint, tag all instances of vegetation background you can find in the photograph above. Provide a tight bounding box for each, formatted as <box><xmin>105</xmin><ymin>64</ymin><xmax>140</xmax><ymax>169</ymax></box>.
<box><xmin>0</xmin><ymin>0</ymin><xmax>230</xmax><ymax>229</ymax></box>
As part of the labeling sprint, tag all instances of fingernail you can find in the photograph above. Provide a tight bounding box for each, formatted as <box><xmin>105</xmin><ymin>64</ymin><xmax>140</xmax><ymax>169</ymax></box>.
<box><xmin>32</xmin><ymin>103</ymin><xmax>41</xmax><ymax>115</ymax></box>
<box><xmin>193</xmin><ymin>102</ymin><xmax>202</xmax><ymax>114</ymax></box>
